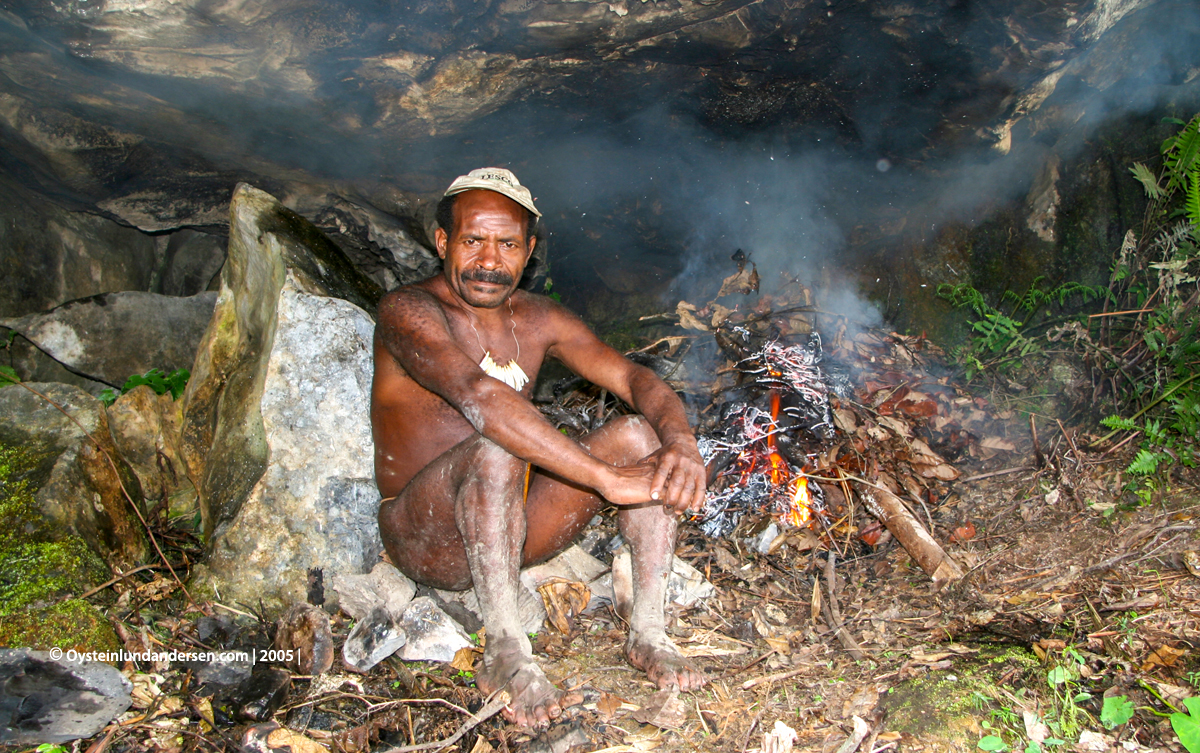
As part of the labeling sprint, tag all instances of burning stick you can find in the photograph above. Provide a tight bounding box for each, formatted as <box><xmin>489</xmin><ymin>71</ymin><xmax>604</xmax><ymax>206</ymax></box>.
<box><xmin>860</xmin><ymin>484</ymin><xmax>964</xmax><ymax>589</ymax></box>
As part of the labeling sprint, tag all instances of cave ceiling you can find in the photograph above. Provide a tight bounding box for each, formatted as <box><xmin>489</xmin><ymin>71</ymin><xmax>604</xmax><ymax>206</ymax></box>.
<box><xmin>1</xmin><ymin>0</ymin><xmax>1199</xmax><ymax>307</ymax></box>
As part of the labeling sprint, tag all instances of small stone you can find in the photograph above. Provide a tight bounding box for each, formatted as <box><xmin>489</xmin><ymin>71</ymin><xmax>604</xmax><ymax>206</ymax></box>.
<box><xmin>275</xmin><ymin>603</ymin><xmax>334</xmax><ymax>675</ymax></box>
<box><xmin>331</xmin><ymin>562</ymin><xmax>416</xmax><ymax>621</ymax></box>
<box><xmin>754</xmin><ymin>523</ymin><xmax>780</xmax><ymax>554</ymax></box>
<box><xmin>397</xmin><ymin>597</ymin><xmax>472</xmax><ymax>663</ymax></box>
<box><xmin>0</xmin><ymin>648</ymin><xmax>132</xmax><ymax>745</ymax></box>
<box><xmin>342</xmin><ymin>606</ymin><xmax>406</xmax><ymax>673</ymax></box>
<box><xmin>236</xmin><ymin>668</ymin><xmax>291</xmax><ymax>722</ymax></box>
<box><xmin>189</xmin><ymin>655</ymin><xmax>253</xmax><ymax>692</ymax></box>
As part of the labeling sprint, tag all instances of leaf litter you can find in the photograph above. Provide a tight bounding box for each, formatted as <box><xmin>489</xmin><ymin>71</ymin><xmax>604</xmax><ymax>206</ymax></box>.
<box><xmin>50</xmin><ymin>264</ymin><xmax>1200</xmax><ymax>753</ymax></box>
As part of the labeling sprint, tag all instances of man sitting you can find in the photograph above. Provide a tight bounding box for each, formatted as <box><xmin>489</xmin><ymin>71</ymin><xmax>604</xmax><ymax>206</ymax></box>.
<box><xmin>372</xmin><ymin>167</ymin><xmax>708</xmax><ymax>728</ymax></box>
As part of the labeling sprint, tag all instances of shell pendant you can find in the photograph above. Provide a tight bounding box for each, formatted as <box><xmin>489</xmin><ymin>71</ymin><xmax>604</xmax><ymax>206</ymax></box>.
<box><xmin>479</xmin><ymin>351</ymin><xmax>529</xmax><ymax>392</ymax></box>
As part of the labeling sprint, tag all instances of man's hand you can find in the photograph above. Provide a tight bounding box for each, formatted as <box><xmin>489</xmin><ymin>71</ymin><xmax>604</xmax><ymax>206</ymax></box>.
<box><xmin>643</xmin><ymin>439</ymin><xmax>707</xmax><ymax>515</ymax></box>
<box><xmin>598</xmin><ymin>439</ymin><xmax>706</xmax><ymax>515</ymax></box>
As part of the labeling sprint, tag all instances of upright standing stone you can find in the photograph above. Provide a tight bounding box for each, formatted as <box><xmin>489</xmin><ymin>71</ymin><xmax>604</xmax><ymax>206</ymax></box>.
<box><xmin>182</xmin><ymin>183</ymin><xmax>385</xmax><ymax>610</ymax></box>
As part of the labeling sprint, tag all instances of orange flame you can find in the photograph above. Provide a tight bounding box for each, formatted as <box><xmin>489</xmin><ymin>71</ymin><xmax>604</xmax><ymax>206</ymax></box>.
<box><xmin>765</xmin><ymin>390</ymin><xmax>788</xmax><ymax>484</ymax></box>
<box><xmin>785</xmin><ymin>476</ymin><xmax>812</xmax><ymax>528</ymax></box>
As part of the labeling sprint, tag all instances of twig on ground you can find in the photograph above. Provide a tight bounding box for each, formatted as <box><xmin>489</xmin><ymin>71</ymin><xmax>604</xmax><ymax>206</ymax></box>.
<box><xmin>211</xmin><ymin>601</ymin><xmax>255</xmax><ymax>618</ymax></box>
<box><xmin>740</xmin><ymin>707</ymin><xmax>766</xmax><ymax>753</ymax></box>
<box><xmin>957</xmin><ymin>466</ymin><xmax>1036</xmax><ymax>484</ymax></box>
<box><xmin>741</xmin><ymin>665</ymin><xmax>809</xmax><ymax>690</ymax></box>
<box><xmin>84</xmin><ymin>724</ymin><xmax>119</xmax><ymax>753</ymax></box>
<box><xmin>718</xmin><ymin>650</ymin><xmax>777</xmax><ymax>680</ymax></box>
<box><xmin>379</xmin><ymin>691</ymin><xmax>509</xmax><ymax>753</ymax></box>
<box><xmin>71</xmin><ymin>563</ymin><xmax>162</xmax><ymax>601</ymax></box>
<box><xmin>366</xmin><ymin>697</ymin><xmax>473</xmax><ymax>716</ymax></box>
<box><xmin>1031</xmin><ymin>415</ymin><xmax>1044</xmax><ymax>469</ymax></box>
<box><xmin>823</xmin><ymin>551</ymin><xmax>866</xmax><ymax>661</ymax></box>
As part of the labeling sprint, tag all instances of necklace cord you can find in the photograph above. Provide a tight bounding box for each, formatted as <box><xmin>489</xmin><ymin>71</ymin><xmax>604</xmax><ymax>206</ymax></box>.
<box><xmin>464</xmin><ymin>294</ymin><xmax>528</xmax><ymax>391</ymax></box>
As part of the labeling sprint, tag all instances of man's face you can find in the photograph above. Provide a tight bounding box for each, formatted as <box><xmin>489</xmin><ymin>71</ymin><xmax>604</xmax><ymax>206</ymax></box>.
<box><xmin>435</xmin><ymin>190</ymin><xmax>536</xmax><ymax>309</ymax></box>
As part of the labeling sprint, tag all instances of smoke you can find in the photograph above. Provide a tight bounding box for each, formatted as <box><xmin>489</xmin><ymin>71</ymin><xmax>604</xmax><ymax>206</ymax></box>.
<box><xmin>2</xmin><ymin>0</ymin><xmax>1198</xmax><ymax>334</ymax></box>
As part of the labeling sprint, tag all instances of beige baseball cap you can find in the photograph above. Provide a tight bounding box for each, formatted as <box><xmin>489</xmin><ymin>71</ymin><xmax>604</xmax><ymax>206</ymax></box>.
<box><xmin>444</xmin><ymin>167</ymin><xmax>541</xmax><ymax>218</ymax></box>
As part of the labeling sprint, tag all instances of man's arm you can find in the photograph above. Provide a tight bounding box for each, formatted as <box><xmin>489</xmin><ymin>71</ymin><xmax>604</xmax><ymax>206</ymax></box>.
<box><xmin>546</xmin><ymin>303</ymin><xmax>707</xmax><ymax>515</ymax></box>
<box><xmin>377</xmin><ymin>288</ymin><xmax>660</xmax><ymax>506</ymax></box>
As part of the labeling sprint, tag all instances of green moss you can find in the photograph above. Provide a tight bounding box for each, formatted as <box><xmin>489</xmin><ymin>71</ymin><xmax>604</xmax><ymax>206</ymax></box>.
<box><xmin>0</xmin><ymin>442</ymin><xmax>117</xmax><ymax>652</ymax></box>
<box><xmin>881</xmin><ymin>646</ymin><xmax>1039</xmax><ymax>747</ymax></box>
<box><xmin>0</xmin><ymin>539</ymin><xmax>110</xmax><ymax>613</ymax></box>
<box><xmin>0</xmin><ymin>599</ymin><xmax>120</xmax><ymax>653</ymax></box>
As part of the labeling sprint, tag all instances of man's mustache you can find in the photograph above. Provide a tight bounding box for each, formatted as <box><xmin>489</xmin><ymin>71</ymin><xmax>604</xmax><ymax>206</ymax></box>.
<box><xmin>461</xmin><ymin>269</ymin><xmax>515</xmax><ymax>286</ymax></box>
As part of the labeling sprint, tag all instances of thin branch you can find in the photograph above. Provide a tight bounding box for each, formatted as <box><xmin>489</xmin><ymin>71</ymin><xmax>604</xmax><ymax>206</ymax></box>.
<box><xmin>378</xmin><ymin>692</ymin><xmax>509</xmax><ymax>753</ymax></box>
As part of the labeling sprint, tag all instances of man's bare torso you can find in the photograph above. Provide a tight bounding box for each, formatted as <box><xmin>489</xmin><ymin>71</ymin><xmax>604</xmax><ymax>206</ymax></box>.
<box><xmin>371</xmin><ymin>281</ymin><xmax>561</xmax><ymax>497</ymax></box>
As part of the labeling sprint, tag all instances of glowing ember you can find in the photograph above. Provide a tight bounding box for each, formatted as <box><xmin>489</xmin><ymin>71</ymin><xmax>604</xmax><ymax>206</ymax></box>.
<box><xmin>765</xmin><ymin>390</ymin><xmax>788</xmax><ymax>484</ymax></box>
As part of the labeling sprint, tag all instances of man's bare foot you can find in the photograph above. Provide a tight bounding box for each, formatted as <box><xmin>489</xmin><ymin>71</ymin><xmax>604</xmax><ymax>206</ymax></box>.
<box><xmin>626</xmin><ymin>630</ymin><xmax>707</xmax><ymax>691</ymax></box>
<box><xmin>476</xmin><ymin>640</ymin><xmax>582</xmax><ymax>729</ymax></box>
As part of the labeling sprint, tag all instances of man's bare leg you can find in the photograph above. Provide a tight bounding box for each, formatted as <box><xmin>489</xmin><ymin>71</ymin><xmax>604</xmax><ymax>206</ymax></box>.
<box><xmin>619</xmin><ymin>501</ymin><xmax>707</xmax><ymax>691</ymax></box>
<box><xmin>380</xmin><ymin>435</ymin><xmax>579</xmax><ymax>728</ymax></box>
<box><xmin>455</xmin><ymin>440</ymin><xmax>583</xmax><ymax>728</ymax></box>
<box><xmin>380</xmin><ymin>417</ymin><xmax>704</xmax><ymax>724</ymax></box>
<box><xmin>525</xmin><ymin>416</ymin><xmax>706</xmax><ymax>691</ymax></box>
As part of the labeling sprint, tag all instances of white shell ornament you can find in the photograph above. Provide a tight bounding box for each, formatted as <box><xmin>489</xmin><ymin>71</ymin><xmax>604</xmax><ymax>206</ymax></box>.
<box><xmin>479</xmin><ymin>352</ymin><xmax>529</xmax><ymax>392</ymax></box>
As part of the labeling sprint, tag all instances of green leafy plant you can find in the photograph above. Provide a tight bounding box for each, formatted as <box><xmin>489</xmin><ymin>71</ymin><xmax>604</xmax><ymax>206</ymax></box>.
<box><xmin>1170</xmin><ymin>697</ymin><xmax>1200</xmax><ymax>753</ymax></box>
<box><xmin>99</xmin><ymin>368</ymin><xmax>190</xmax><ymax>406</ymax></box>
<box><xmin>938</xmin><ymin>278</ymin><xmax>1107</xmax><ymax>380</ymax></box>
<box><xmin>978</xmin><ymin>735</ymin><xmax>1007</xmax><ymax>752</ymax></box>
<box><xmin>0</xmin><ymin>365</ymin><xmax>18</xmax><ymax>387</ymax></box>
<box><xmin>1095</xmin><ymin>113</ymin><xmax>1200</xmax><ymax>499</ymax></box>
<box><xmin>1038</xmin><ymin>648</ymin><xmax>1095</xmax><ymax>741</ymax></box>
<box><xmin>1100</xmin><ymin>694</ymin><xmax>1134</xmax><ymax>729</ymax></box>
<box><xmin>37</xmin><ymin>745</ymin><xmax>70</xmax><ymax>753</ymax></box>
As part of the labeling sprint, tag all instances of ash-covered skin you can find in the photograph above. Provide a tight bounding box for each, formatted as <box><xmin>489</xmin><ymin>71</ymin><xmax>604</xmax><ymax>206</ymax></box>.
<box><xmin>372</xmin><ymin>186</ymin><xmax>708</xmax><ymax>727</ymax></box>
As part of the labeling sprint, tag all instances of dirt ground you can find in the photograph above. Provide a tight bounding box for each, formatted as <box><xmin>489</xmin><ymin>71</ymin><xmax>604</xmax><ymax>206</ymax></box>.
<box><xmin>20</xmin><ymin>431</ymin><xmax>1198</xmax><ymax>753</ymax></box>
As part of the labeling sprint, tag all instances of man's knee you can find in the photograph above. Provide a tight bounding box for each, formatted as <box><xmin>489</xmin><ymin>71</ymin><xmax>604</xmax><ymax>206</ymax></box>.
<box><xmin>605</xmin><ymin>414</ymin><xmax>661</xmax><ymax>457</ymax></box>
<box><xmin>463</xmin><ymin>431</ymin><xmax>525</xmax><ymax>467</ymax></box>
<box><xmin>462</xmin><ymin>434</ymin><xmax>527</xmax><ymax>482</ymax></box>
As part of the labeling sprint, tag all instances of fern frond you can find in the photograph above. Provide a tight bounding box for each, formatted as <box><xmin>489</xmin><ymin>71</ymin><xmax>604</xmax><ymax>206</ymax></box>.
<box><xmin>1127</xmin><ymin>448</ymin><xmax>1162</xmax><ymax>476</ymax></box>
<box><xmin>1165</xmin><ymin>114</ymin><xmax>1200</xmax><ymax>193</ymax></box>
<box><xmin>1186</xmin><ymin>162</ymin><xmax>1200</xmax><ymax>244</ymax></box>
<box><xmin>1101</xmin><ymin>415</ymin><xmax>1138</xmax><ymax>432</ymax></box>
<box><xmin>1130</xmin><ymin>162</ymin><xmax>1165</xmax><ymax>200</ymax></box>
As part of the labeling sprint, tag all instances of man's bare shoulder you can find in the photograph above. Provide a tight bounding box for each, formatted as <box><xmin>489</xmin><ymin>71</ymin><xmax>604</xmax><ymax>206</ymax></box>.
<box><xmin>512</xmin><ymin>289</ymin><xmax>587</xmax><ymax>329</ymax></box>
<box><xmin>378</xmin><ymin>280</ymin><xmax>450</xmax><ymax>325</ymax></box>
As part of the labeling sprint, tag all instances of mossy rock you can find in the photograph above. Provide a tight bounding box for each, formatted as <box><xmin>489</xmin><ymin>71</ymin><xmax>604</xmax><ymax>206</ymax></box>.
<box><xmin>0</xmin><ymin>600</ymin><xmax>120</xmax><ymax>654</ymax></box>
<box><xmin>880</xmin><ymin>646</ymin><xmax>1040</xmax><ymax>752</ymax></box>
<box><xmin>0</xmin><ymin>442</ymin><xmax>118</xmax><ymax>652</ymax></box>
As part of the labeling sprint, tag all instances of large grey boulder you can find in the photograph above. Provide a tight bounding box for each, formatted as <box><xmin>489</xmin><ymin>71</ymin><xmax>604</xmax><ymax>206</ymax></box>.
<box><xmin>0</xmin><ymin>383</ymin><xmax>147</xmax><ymax>569</ymax></box>
<box><xmin>190</xmin><ymin>282</ymin><xmax>381</xmax><ymax>608</ymax></box>
<box><xmin>180</xmin><ymin>183</ymin><xmax>381</xmax><ymax>540</ymax></box>
<box><xmin>0</xmin><ymin>291</ymin><xmax>217</xmax><ymax>387</ymax></box>
<box><xmin>183</xmin><ymin>183</ymin><xmax>384</xmax><ymax>609</ymax></box>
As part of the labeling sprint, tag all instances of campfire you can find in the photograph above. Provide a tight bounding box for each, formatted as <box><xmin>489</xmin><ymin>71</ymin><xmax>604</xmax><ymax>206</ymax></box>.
<box><xmin>695</xmin><ymin>336</ymin><xmax>833</xmax><ymax>537</ymax></box>
<box><xmin>540</xmin><ymin>255</ymin><xmax>1017</xmax><ymax>588</ymax></box>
